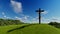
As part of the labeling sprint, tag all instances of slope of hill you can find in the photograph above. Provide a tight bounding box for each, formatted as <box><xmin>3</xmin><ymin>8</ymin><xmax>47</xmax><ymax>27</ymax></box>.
<box><xmin>7</xmin><ymin>24</ymin><xmax>60</xmax><ymax>34</ymax></box>
<box><xmin>0</xmin><ymin>24</ymin><xmax>28</xmax><ymax>34</ymax></box>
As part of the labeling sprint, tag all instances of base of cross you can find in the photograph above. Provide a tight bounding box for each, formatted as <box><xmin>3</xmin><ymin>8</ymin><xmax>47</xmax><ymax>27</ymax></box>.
<box><xmin>39</xmin><ymin>22</ymin><xmax>41</xmax><ymax>24</ymax></box>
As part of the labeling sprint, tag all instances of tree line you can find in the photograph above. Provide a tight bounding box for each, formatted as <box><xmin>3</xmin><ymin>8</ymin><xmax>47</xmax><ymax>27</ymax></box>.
<box><xmin>0</xmin><ymin>18</ymin><xmax>24</xmax><ymax>26</ymax></box>
<box><xmin>48</xmin><ymin>22</ymin><xmax>60</xmax><ymax>28</ymax></box>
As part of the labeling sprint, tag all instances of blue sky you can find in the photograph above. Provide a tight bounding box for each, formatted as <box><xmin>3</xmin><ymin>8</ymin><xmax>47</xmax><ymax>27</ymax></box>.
<box><xmin>0</xmin><ymin>0</ymin><xmax>60</xmax><ymax>23</ymax></box>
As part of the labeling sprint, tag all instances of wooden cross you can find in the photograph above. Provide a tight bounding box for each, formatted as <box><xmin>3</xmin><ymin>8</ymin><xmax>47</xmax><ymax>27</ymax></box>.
<box><xmin>36</xmin><ymin>8</ymin><xmax>44</xmax><ymax>24</ymax></box>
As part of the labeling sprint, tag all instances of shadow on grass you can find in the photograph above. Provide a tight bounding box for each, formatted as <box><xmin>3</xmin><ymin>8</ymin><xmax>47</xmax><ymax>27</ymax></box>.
<box><xmin>7</xmin><ymin>24</ymin><xmax>34</xmax><ymax>33</ymax></box>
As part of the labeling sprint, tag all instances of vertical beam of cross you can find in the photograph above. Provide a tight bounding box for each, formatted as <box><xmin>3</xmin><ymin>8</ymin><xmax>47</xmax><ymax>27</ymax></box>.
<box><xmin>36</xmin><ymin>8</ymin><xmax>44</xmax><ymax>24</ymax></box>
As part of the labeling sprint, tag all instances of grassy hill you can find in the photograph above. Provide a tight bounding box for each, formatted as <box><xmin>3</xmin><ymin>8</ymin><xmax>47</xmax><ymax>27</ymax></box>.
<box><xmin>0</xmin><ymin>24</ymin><xmax>60</xmax><ymax>34</ymax></box>
<box><xmin>0</xmin><ymin>24</ymin><xmax>28</xmax><ymax>34</ymax></box>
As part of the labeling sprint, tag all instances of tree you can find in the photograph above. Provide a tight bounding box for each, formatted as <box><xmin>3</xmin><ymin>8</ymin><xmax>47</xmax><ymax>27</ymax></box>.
<box><xmin>0</xmin><ymin>18</ymin><xmax>24</xmax><ymax>26</ymax></box>
<box><xmin>48</xmin><ymin>22</ymin><xmax>60</xmax><ymax>28</ymax></box>
<box><xmin>48</xmin><ymin>22</ymin><xmax>58</xmax><ymax>25</ymax></box>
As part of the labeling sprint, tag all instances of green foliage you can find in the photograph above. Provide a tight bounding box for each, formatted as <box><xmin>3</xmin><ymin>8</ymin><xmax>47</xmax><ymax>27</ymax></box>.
<box><xmin>48</xmin><ymin>22</ymin><xmax>60</xmax><ymax>28</ymax></box>
<box><xmin>0</xmin><ymin>18</ymin><xmax>24</xmax><ymax>26</ymax></box>
<box><xmin>48</xmin><ymin>22</ymin><xmax>58</xmax><ymax>25</ymax></box>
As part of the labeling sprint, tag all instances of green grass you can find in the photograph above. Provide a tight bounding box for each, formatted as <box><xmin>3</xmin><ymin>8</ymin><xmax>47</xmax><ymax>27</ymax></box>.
<box><xmin>0</xmin><ymin>24</ymin><xmax>28</xmax><ymax>34</ymax></box>
<box><xmin>0</xmin><ymin>24</ymin><xmax>60</xmax><ymax>34</ymax></box>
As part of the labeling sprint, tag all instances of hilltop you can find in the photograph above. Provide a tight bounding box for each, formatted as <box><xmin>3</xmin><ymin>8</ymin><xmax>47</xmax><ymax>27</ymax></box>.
<box><xmin>0</xmin><ymin>24</ymin><xmax>59</xmax><ymax>34</ymax></box>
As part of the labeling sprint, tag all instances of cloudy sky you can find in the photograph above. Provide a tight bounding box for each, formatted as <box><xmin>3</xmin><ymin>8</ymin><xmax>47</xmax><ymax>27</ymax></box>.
<box><xmin>0</xmin><ymin>0</ymin><xmax>60</xmax><ymax>23</ymax></box>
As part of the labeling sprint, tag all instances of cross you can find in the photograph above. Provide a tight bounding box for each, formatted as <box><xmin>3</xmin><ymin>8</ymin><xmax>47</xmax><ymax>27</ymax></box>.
<box><xmin>36</xmin><ymin>8</ymin><xmax>44</xmax><ymax>24</ymax></box>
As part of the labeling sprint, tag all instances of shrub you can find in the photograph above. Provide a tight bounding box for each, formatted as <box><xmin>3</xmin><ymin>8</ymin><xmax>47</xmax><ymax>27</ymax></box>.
<box><xmin>48</xmin><ymin>22</ymin><xmax>60</xmax><ymax>28</ymax></box>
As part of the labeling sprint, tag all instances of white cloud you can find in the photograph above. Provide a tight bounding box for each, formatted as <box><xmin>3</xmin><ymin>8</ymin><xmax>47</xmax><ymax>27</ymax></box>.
<box><xmin>2</xmin><ymin>12</ymin><xmax>11</xmax><ymax>19</ymax></box>
<box><xmin>4</xmin><ymin>15</ymin><xmax>6</xmax><ymax>18</ymax></box>
<box><xmin>7</xmin><ymin>17</ymin><xmax>11</xmax><ymax>19</ymax></box>
<box><xmin>15</xmin><ymin>16</ymin><xmax>21</xmax><ymax>20</ymax></box>
<box><xmin>14</xmin><ymin>16</ymin><xmax>49</xmax><ymax>23</ymax></box>
<box><xmin>50</xmin><ymin>17</ymin><xmax>60</xmax><ymax>22</ymax></box>
<box><xmin>31</xmin><ymin>16</ymin><xmax>39</xmax><ymax>23</ymax></box>
<box><xmin>24</xmin><ymin>16</ymin><xmax>27</xmax><ymax>20</ymax></box>
<box><xmin>41</xmin><ymin>10</ymin><xmax>48</xmax><ymax>15</ymax></box>
<box><xmin>2</xmin><ymin>12</ymin><xmax>5</xmax><ymax>15</ymax></box>
<box><xmin>23</xmin><ymin>16</ymin><xmax>30</xmax><ymax>20</ymax></box>
<box><xmin>41</xmin><ymin>18</ymin><xmax>50</xmax><ymax>23</ymax></box>
<box><xmin>14</xmin><ymin>15</ymin><xmax>60</xmax><ymax>23</ymax></box>
<box><xmin>2</xmin><ymin>12</ymin><xmax>6</xmax><ymax>18</ymax></box>
<box><xmin>11</xmin><ymin>0</ymin><xmax>22</xmax><ymax>13</ymax></box>
<box><xmin>15</xmin><ymin>16</ymin><xmax>18</xmax><ymax>19</ymax></box>
<box><xmin>3</xmin><ymin>15</ymin><xmax>11</xmax><ymax>19</ymax></box>
<box><xmin>41</xmin><ymin>17</ymin><xmax>60</xmax><ymax>23</ymax></box>
<box><xmin>14</xmin><ymin>16</ymin><xmax>31</xmax><ymax>23</ymax></box>
<box><xmin>14</xmin><ymin>16</ymin><xmax>60</xmax><ymax>23</ymax></box>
